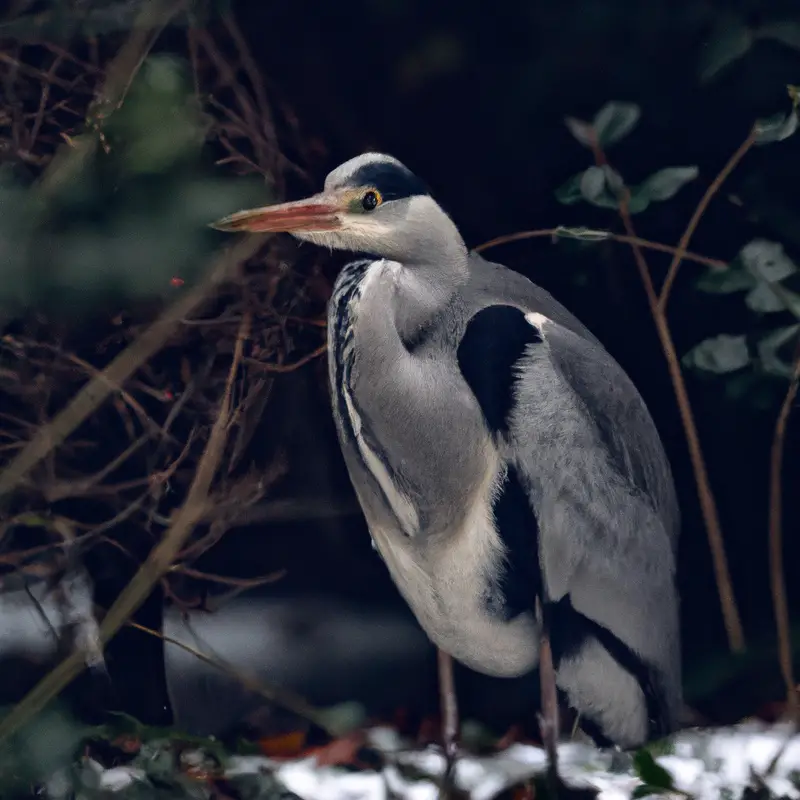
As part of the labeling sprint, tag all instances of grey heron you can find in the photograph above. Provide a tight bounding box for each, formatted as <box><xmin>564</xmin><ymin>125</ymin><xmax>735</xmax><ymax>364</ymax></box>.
<box><xmin>211</xmin><ymin>152</ymin><xmax>682</xmax><ymax>753</ymax></box>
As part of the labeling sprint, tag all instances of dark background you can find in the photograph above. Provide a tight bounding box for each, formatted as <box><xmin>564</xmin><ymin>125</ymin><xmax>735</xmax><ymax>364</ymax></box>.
<box><xmin>3</xmin><ymin>0</ymin><xmax>800</xmax><ymax>741</ymax></box>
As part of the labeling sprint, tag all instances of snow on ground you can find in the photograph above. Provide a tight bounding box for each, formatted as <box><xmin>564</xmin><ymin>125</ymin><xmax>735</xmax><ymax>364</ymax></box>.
<box><xmin>242</xmin><ymin>722</ymin><xmax>800</xmax><ymax>800</ymax></box>
<box><xmin>44</xmin><ymin>720</ymin><xmax>800</xmax><ymax>799</ymax></box>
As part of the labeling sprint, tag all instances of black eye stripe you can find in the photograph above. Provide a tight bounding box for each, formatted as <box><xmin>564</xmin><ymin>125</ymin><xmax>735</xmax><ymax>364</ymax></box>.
<box><xmin>349</xmin><ymin>161</ymin><xmax>429</xmax><ymax>201</ymax></box>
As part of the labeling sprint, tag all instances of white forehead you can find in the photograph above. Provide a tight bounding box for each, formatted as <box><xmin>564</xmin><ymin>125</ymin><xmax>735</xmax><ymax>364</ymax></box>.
<box><xmin>324</xmin><ymin>152</ymin><xmax>406</xmax><ymax>190</ymax></box>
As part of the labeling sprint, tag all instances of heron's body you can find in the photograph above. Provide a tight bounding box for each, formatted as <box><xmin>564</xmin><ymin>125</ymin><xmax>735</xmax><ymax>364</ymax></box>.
<box><xmin>212</xmin><ymin>152</ymin><xmax>682</xmax><ymax>751</ymax></box>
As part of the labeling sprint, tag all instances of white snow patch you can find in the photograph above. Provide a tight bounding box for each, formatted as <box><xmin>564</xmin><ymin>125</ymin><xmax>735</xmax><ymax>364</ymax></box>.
<box><xmin>264</xmin><ymin>722</ymin><xmax>800</xmax><ymax>800</ymax></box>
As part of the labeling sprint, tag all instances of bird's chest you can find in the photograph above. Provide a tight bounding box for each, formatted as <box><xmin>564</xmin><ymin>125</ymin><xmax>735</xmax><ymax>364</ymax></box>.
<box><xmin>364</xmin><ymin>467</ymin><xmax>539</xmax><ymax>679</ymax></box>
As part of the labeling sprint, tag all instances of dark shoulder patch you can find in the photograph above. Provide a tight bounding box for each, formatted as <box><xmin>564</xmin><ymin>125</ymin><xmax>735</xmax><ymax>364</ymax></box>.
<box><xmin>457</xmin><ymin>305</ymin><xmax>542</xmax><ymax>435</ymax></box>
<box><xmin>349</xmin><ymin>161</ymin><xmax>429</xmax><ymax>201</ymax></box>
<box><xmin>484</xmin><ymin>464</ymin><xmax>541</xmax><ymax>621</ymax></box>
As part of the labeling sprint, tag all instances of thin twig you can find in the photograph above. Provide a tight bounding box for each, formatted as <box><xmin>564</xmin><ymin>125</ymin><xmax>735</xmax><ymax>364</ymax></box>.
<box><xmin>0</xmin><ymin>314</ymin><xmax>251</xmax><ymax>744</ymax></box>
<box><xmin>247</xmin><ymin>341</ymin><xmax>327</xmax><ymax>373</ymax></box>
<box><xmin>588</xmin><ymin>133</ymin><xmax>745</xmax><ymax>653</ymax></box>
<box><xmin>0</xmin><ymin>235</ymin><xmax>262</xmax><ymax>504</ymax></box>
<box><xmin>128</xmin><ymin>619</ymin><xmax>336</xmax><ymax>736</ymax></box>
<box><xmin>168</xmin><ymin>564</ymin><xmax>286</xmax><ymax>589</ymax></box>
<box><xmin>475</xmin><ymin>229</ymin><xmax>727</xmax><ymax>270</ymax></box>
<box><xmin>658</xmin><ymin>128</ymin><xmax>757</xmax><ymax>312</ymax></box>
<box><xmin>769</xmin><ymin>348</ymin><xmax>800</xmax><ymax>720</ymax></box>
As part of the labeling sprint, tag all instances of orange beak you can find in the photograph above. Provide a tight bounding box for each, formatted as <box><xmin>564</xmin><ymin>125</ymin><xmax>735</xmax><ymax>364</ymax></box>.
<box><xmin>210</xmin><ymin>194</ymin><xmax>343</xmax><ymax>234</ymax></box>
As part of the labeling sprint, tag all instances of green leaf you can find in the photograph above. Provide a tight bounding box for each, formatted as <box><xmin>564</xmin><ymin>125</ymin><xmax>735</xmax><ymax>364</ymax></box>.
<box><xmin>682</xmin><ymin>334</ymin><xmax>751</xmax><ymax>374</ymax></box>
<box><xmin>592</xmin><ymin>102</ymin><xmax>641</xmax><ymax>147</ymax></box>
<box><xmin>601</xmin><ymin>165</ymin><xmax>625</xmax><ymax>193</ymax></box>
<box><xmin>638</xmin><ymin>167</ymin><xmax>699</xmax><ymax>202</ymax></box>
<box><xmin>757</xmin><ymin>20</ymin><xmax>800</xmax><ymax>51</ymax></box>
<box><xmin>754</xmin><ymin>110</ymin><xmax>799</xmax><ymax>144</ymax></box>
<box><xmin>564</xmin><ymin>116</ymin><xmax>595</xmax><ymax>148</ymax></box>
<box><xmin>770</xmin><ymin>284</ymin><xmax>800</xmax><ymax>319</ymax></box>
<box><xmin>699</xmin><ymin>18</ymin><xmax>753</xmax><ymax>83</ymax></box>
<box><xmin>553</xmin><ymin>225</ymin><xmax>612</xmax><ymax>242</ymax></box>
<box><xmin>696</xmin><ymin>266</ymin><xmax>756</xmax><ymax>294</ymax></box>
<box><xmin>756</xmin><ymin>324</ymin><xmax>800</xmax><ymax>378</ymax></box>
<box><xmin>580</xmin><ymin>166</ymin><xmax>607</xmax><ymax>202</ymax></box>
<box><xmin>633</xmin><ymin>749</ymin><xmax>677</xmax><ymax>791</ymax></box>
<box><xmin>745</xmin><ymin>283</ymin><xmax>785</xmax><ymax>313</ymax></box>
<box><xmin>739</xmin><ymin>239</ymin><xmax>798</xmax><ymax>282</ymax></box>
<box><xmin>627</xmin><ymin>188</ymin><xmax>651</xmax><ymax>214</ymax></box>
<box><xmin>578</xmin><ymin>166</ymin><xmax>619</xmax><ymax>209</ymax></box>
<box><xmin>555</xmin><ymin>173</ymin><xmax>586</xmax><ymax>205</ymax></box>
<box><xmin>317</xmin><ymin>701</ymin><xmax>366</xmax><ymax>736</ymax></box>
<box><xmin>593</xmin><ymin>100</ymin><xmax>642</xmax><ymax>147</ymax></box>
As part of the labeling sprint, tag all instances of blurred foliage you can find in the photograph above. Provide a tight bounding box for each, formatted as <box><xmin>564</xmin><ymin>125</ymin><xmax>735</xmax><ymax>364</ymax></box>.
<box><xmin>554</xmin><ymin>97</ymin><xmax>800</xmax><ymax>410</ymax></box>
<box><xmin>0</xmin><ymin>53</ymin><xmax>268</xmax><ymax>318</ymax></box>
<box><xmin>558</xmin><ymin>102</ymin><xmax>701</xmax><ymax>214</ymax></box>
<box><xmin>687</xmin><ymin>239</ymin><xmax>800</xmax><ymax>388</ymax></box>
<box><xmin>0</xmin><ymin>702</ymin><xmax>87</xmax><ymax>794</ymax></box>
<box><xmin>0</xmin><ymin>0</ymin><xmax>235</xmax><ymax>40</ymax></box>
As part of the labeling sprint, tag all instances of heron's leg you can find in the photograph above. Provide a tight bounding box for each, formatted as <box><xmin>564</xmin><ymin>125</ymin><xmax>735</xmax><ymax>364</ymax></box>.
<box><xmin>537</xmin><ymin>599</ymin><xmax>563</xmax><ymax>798</ymax></box>
<box><xmin>437</xmin><ymin>648</ymin><xmax>459</xmax><ymax>792</ymax></box>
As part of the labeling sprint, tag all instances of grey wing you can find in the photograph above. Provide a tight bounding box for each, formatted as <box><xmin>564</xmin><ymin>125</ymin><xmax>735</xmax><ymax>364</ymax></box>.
<box><xmin>509</xmin><ymin>311</ymin><xmax>682</xmax><ymax>746</ymax></box>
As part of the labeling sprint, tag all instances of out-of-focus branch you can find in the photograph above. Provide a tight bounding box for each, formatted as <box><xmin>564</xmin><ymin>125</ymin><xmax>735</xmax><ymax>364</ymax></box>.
<box><xmin>0</xmin><ymin>313</ymin><xmax>251</xmax><ymax>744</ymax></box>
<box><xmin>588</xmin><ymin>131</ymin><xmax>745</xmax><ymax>653</ymax></box>
<box><xmin>37</xmin><ymin>0</ymin><xmax>187</xmax><ymax>201</ymax></box>
<box><xmin>0</xmin><ymin>235</ymin><xmax>261</xmax><ymax>504</ymax></box>
<box><xmin>128</xmin><ymin>620</ymin><xmax>338</xmax><ymax>736</ymax></box>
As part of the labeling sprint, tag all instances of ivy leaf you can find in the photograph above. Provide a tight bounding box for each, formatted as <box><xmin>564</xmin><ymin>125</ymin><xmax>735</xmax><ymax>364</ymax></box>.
<box><xmin>699</xmin><ymin>18</ymin><xmax>753</xmax><ymax>83</ymax></box>
<box><xmin>738</xmin><ymin>239</ymin><xmax>798</xmax><ymax>282</ymax></box>
<box><xmin>754</xmin><ymin>110</ymin><xmax>799</xmax><ymax>144</ymax></box>
<box><xmin>555</xmin><ymin>173</ymin><xmax>586</xmax><ymax>205</ymax></box>
<box><xmin>696</xmin><ymin>266</ymin><xmax>756</xmax><ymax>294</ymax></box>
<box><xmin>682</xmin><ymin>334</ymin><xmax>750</xmax><ymax>374</ymax></box>
<box><xmin>592</xmin><ymin>102</ymin><xmax>641</xmax><ymax>147</ymax></box>
<box><xmin>564</xmin><ymin>116</ymin><xmax>595</xmax><ymax>148</ymax></box>
<box><xmin>638</xmin><ymin>167</ymin><xmax>699</xmax><ymax>202</ymax></box>
<box><xmin>633</xmin><ymin>749</ymin><xmax>677</xmax><ymax>791</ymax></box>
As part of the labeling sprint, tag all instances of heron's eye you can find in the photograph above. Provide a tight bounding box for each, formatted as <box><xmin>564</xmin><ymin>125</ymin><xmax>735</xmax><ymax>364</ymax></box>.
<box><xmin>361</xmin><ymin>190</ymin><xmax>381</xmax><ymax>211</ymax></box>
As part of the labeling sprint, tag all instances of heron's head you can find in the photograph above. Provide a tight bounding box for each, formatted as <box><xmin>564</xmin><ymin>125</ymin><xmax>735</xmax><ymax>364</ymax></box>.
<box><xmin>210</xmin><ymin>153</ymin><xmax>466</xmax><ymax>263</ymax></box>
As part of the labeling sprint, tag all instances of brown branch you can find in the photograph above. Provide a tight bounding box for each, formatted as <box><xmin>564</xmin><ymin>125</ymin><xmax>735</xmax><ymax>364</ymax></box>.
<box><xmin>0</xmin><ymin>313</ymin><xmax>251</xmax><ymax>744</ymax></box>
<box><xmin>127</xmin><ymin>619</ymin><xmax>336</xmax><ymax>735</ymax></box>
<box><xmin>42</xmin><ymin>432</ymin><xmax>151</xmax><ymax>502</ymax></box>
<box><xmin>475</xmin><ymin>228</ymin><xmax>727</xmax><ymax>270</ymax></box>
<box><xmin>168</xmin><ymin>564</ymin><xmax>286</xmax><ymax>589</ymax></box>
<box><xmin>588</xmin><ymin>134</ymin><xmax>745</xmax><ymax>653</ymax></box>
<box><xmin>658</xmin><ymin>128</ymin><xmax>757</xmax><ymax>312</ymax></box>
<box><xmin>0</xmin><ymin>234</ymin><xmax>262</xmax><ymax>503</ymax></box>
<box><xmin>769</xmin><ymin>349</ymin><xmax>800</xmax><ymax>720</ymax></box>
<box><xmin>247</xmin><ymin>341</ymin><xmax>327</xmax><ymax>373</ymax></box>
